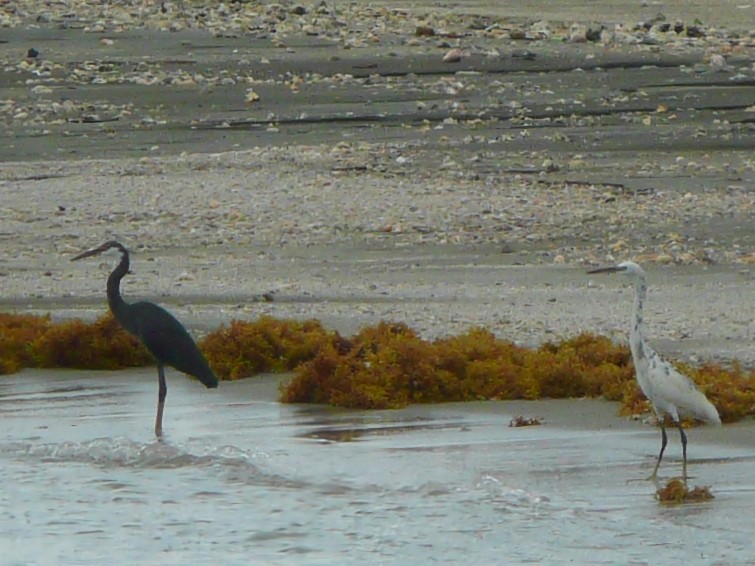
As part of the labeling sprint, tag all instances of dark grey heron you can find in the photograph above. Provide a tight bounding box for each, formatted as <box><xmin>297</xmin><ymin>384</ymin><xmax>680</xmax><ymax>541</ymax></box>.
<box><xmin>72</xmin><ymin>241</ymin><xmax>218</xmax><ymax>437</ymax></box>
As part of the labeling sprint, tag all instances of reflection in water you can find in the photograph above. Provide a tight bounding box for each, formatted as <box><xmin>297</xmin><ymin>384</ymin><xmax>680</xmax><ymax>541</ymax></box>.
<box><xmin>1</xmin><ymin>370</ymin><xmax>754</xmax><ymax>564</ymax></box>
<box><xmin>301</xmin><ymin>420</ymin><xmax>468</xmax><ymax>443</ymax></box>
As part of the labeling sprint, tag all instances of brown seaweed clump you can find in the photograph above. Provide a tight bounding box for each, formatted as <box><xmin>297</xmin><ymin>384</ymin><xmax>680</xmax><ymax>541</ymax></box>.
<box><xmin>281</xmin><ymin>322</ymin><xmax>755</xmax><ymax>417</ymax></box>
<box><xmin>200</xmin><ymin>316</ymin><xmax>337</xmax><ymax>380</ymax></box>
<box><xmin>281</xmin><ymin>322</ymin><xmax>442</xmax><ymax>409</ymax></box>
<box><xmin>0</xmin><ymin>313</ymin><xmax>51</xmax><ymax>374</ymax></box>
<box><xmin>656</xmin><ymin>478</ymin><xmax>714</xmax><ymax>504</ymax></box>
<box><xmin>1</xmin><ymin>312</ymin><xmax>152</xmax><ymax>373</ymax></box>
<box><xmin>32</xmin><ymin>313</ymin><xmax>153</xmax><ymax>369</ymax></box>
<box><xmin>282</xmin><ymin>325</ymin><xmax>639</xmax><ymax>409</ymax></box>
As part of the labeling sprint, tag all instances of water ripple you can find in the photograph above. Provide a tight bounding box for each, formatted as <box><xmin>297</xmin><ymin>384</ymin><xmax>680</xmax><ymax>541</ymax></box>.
<box><xmin>0</xmin><ymin>437</ymin><xmax>261</xmax><ymax>471</ymax></box>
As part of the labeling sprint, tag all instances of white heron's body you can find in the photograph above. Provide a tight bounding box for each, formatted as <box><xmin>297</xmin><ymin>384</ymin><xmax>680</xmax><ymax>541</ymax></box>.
<box><xmin>589</xmin><ymin>261</ymin><xmax>720</xmax><ymax>481</ymax></box>
<box><xmin>625</xmin><ymin>269</ymin><xmax>720</xmax><ymax>426</ymax></box>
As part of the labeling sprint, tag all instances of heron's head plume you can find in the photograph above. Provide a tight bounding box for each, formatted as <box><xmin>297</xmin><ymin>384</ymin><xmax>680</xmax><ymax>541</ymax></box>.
<box><xmin>71</xmin><ymin>240</ymin><xmax>128</xmax><ymax>262</ymax></box>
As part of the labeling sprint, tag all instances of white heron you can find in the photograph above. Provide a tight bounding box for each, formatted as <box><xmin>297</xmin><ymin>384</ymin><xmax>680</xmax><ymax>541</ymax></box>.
<box><xmin>588</xmin><ymin>261</ymin><xmax>721</xmax><ymax>482</ymax></box>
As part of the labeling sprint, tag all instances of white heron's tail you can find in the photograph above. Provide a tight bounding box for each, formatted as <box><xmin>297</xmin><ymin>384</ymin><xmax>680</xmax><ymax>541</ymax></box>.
<box><xmin>695</xmin><ymin>394</ymin><xmax>722</xmax><ymax>425</ymax></box>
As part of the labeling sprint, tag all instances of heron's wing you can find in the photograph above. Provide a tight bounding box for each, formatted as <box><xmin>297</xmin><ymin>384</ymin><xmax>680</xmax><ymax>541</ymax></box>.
<box><xmin>131</xmin><ymin>302</ymin><xmax>218</xmax><ymax>388</ymax></box>
<box><xmin>647</xmin><ymin>353</ymin><xmax>720</xmax><ymax>424</ymax></box>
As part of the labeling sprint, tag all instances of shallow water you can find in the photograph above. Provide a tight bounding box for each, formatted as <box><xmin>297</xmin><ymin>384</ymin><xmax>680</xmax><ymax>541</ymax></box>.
<box><xmin>2</xmin><ymin>370</ymin><xmax>754</xmax><ymax>565</ymax></box>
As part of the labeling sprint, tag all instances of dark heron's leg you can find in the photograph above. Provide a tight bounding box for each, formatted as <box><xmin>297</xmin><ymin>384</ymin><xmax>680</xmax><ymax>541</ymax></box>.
<box><xmin>648</xmin><ymin>422</ymin><xmax>668</xmax><ymax>481</ymax></box>
<box><xmin>677</xmin><ymin>422</ymin><xmax>688</xmax><ymax>482</ymax></box>
<box><xmin>155</xmin><ymin>363</ymin><xmax>167</xmax><ymax>438</ymax></box>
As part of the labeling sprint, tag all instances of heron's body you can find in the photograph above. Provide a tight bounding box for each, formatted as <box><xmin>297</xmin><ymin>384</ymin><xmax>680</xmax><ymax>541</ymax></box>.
<box><xmin>117</xmin><ymin>300</ymin><xmax>217</xmax><ymax>385</ymax></box>
<box><xmin>625</xmin><ymin>272</ymin><xmax>720</xmax><ymax>426</ymax></box>
<box><xmin>73</xmin><ymin>240</ymin><xmax>218</xmax><ymax>437</ymax></box>
<box><xmin>589</xmin><ymin>261</ymin><xmax>720</xmax><ymax>481</ymax></box>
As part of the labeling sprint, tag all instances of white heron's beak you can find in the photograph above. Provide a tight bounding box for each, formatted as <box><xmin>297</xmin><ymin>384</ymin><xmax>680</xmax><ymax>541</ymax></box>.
<box><xmin>587</xmin><ymin>265</ymin><xmax>627</xmax><ymax>274</ymax></box>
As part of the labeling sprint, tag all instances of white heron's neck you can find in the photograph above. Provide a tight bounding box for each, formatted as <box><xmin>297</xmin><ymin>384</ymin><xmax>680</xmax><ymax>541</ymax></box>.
<box><xmin>629</xmin><ymin>274</ymin><xmax>649</xmax><ymax>366</ymax></box>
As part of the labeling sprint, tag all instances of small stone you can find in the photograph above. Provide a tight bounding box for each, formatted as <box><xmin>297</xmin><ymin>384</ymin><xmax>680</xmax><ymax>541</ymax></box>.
<box><xmin>585</xmin><ymin>26</ymin><xmax>603</xmax><ymax>42</ymax></box>
<box><xmin>568</xmin><ymin>24</ymin><xmax>588</xmax><ymax>43</ymax></box>
<box><xmin>709</xmin><ymin>54</ymin><xmax>727</xmax><ymax>72</ymax></box>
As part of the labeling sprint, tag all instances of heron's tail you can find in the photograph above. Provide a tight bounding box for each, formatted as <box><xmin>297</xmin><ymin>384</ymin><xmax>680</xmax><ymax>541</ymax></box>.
<box><xmin>176</xmin><ymin>353</ymin><xmax>218</xmax><ymax>389</ymax></box>
<box><xmin>196</xmin><ymin>364</ymin><xmax>219</xmax><ymax>389</ymax></box>
<box><xmin>697</xmin><ymin>395</ymin><xmax>721</xmax><ymax>425</ymax></box>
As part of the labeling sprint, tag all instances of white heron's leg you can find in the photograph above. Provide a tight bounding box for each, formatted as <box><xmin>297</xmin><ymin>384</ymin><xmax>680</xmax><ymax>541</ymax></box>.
<box><xmin>648</xmin><ymin>422</ymin><xmax>668</xmax><ymax>481</ymax></box>
<box><xmin>677</xmin><ymin>422</ymin><xmax>688</xmax><ymax>482</ymax></box>
<box><xmin>155</xmin><ymin>363</ymin><xmax>167</xmax><ymax>439</ymax></box>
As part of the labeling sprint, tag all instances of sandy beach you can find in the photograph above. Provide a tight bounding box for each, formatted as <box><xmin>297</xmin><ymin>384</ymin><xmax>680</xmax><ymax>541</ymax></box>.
<box><xmin>0</xmin><ymin>0</ymin><xmax>753</xmax><ymax>360</ymax></box>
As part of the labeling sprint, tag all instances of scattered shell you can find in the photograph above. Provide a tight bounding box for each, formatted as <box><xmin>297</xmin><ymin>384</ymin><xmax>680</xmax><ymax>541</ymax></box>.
<box><xmin>709</xmin><ymin>53</ymin><xmax>727</xmax><ymax>72</ymax></box>
<box><xmin>442</xmin><ymin>48</ymin><xmax>464</xmax><ymax>63</ymax></box>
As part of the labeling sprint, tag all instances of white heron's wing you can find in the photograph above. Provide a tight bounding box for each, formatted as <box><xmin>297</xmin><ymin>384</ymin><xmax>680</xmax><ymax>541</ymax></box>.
<box><xmin>645</xmin><ymin>352</ymin><xmax>721</xmax><ymax>424</ymax></box>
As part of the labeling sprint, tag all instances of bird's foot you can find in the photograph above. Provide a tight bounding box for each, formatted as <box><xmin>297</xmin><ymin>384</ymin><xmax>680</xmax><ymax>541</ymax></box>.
<box><xmin>645</xmin><ymin>473</ymin><xmax>659</xmax><ymax>483</ymax></box>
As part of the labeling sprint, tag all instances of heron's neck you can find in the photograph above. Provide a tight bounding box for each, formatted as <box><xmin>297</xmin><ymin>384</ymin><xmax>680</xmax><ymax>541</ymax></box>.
<box><xmin>107</xmin><ymin>249</ymin><xmax>132</xmax><ymax>327</ymax></box>
<box><xmin>629</xmin><ymin>275</ymin><xmax>648</xmax><ymax>364</ymax></box>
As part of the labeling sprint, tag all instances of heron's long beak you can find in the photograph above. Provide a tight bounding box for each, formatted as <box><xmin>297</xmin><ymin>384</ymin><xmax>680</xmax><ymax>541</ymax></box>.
<box><xmin>71</xmin><ymin>245</ymin><xmax>107</xmax><ymax>262</ymax></box>
<box><xmin>587</xmin><ymin>265</ymin><xmax>627</xmax><ymax>274</ymax></box>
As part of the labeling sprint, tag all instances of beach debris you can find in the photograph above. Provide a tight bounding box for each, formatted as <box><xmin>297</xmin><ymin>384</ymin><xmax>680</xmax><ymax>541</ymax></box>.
<box><xmin>508</xmin><ymin>416</ymin><xmax>543</xmax><ymax>427</ymax></box>
<box><xmin>656</xmin><ymin>478</ymin><xmax>714</xmax><ymax>504</ymax></box>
